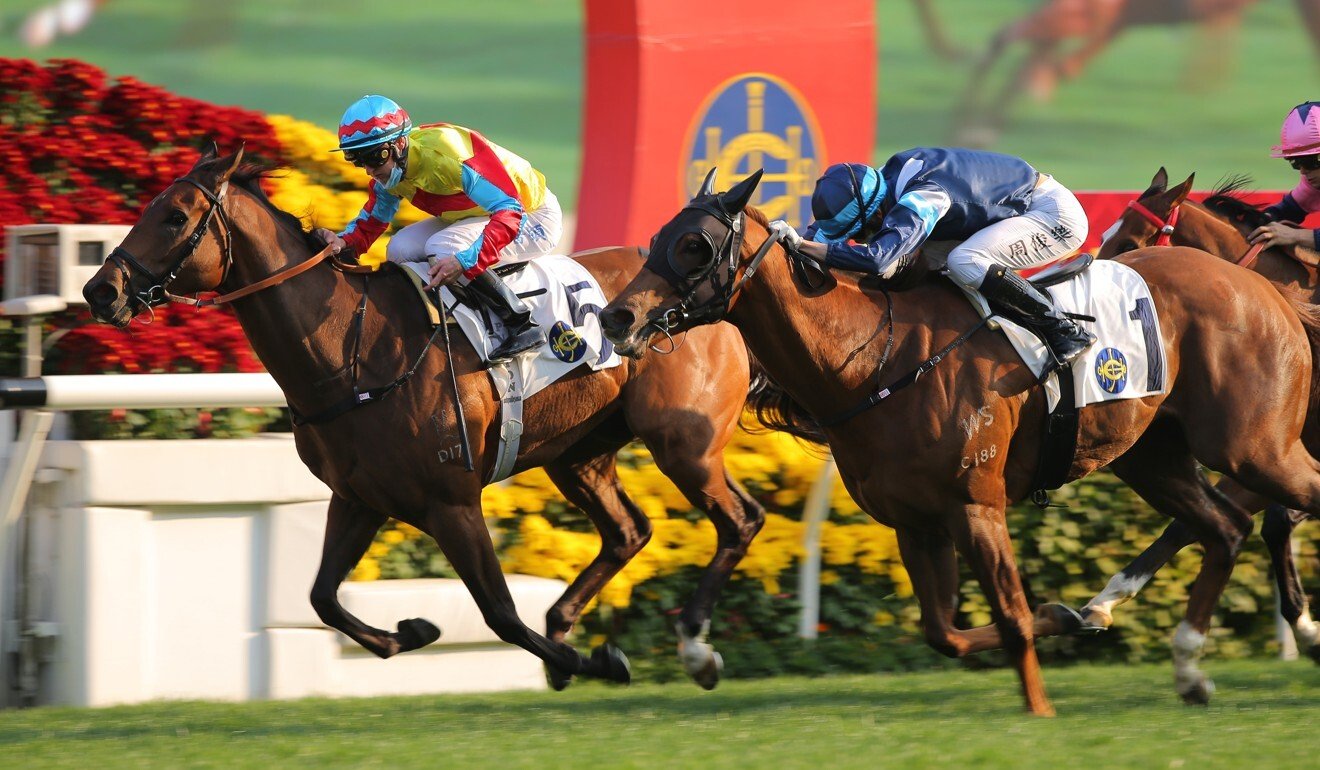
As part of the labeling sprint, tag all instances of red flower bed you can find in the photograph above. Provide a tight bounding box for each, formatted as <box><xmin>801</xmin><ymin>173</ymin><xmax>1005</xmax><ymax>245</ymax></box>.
<box><xmin>0</xmin><ymin>58</ymin><xmax>284</xmax><ymax>376</ymax></box>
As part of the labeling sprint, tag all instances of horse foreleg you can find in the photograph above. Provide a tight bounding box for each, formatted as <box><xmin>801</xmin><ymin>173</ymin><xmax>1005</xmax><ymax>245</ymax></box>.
<box><xmin>951</xmin><ymin>507</ymin><xmax>1055</xmax><ymax>717</ymax></box>
<box><xmin>1111</xmin><ymin>424</ymin><xmax>1254</xmax><ymax>706</ymax></box>
<box><xmin>541</xmin><ymin>454</ymin><xmax>652</xmax><ymax>689</ymax></box>
<box><xmin>664</xmin><ymin>466</ymin><xmax>765</xmax><ymax>690</ymax></box>
<box><xmin>896</xmin><ymin>527</ymin><xmax>1079</xmax><ymax>660</ymax></box>
<box><xmin>1079</xmin><ymin>519</ymin><xmax>1197</xmax><ymax>630</ymax></box>
<box><xmin>426</xmin><ymin>501</ymin><xmax>631</xmax><ymax>685</ymax></box>
<box><xmin>310</xmin><ymin>494</ymin><xmax>440</xmax><ymax>658</ymax></box>
<box><xmin>1261</xmin><ymin>504</ymin><xmax>1320</xmax><ymax>662</ymax></box>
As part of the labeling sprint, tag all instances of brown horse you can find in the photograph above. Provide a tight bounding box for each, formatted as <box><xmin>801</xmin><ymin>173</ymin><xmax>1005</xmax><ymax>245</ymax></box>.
<box><xmin>1088</xmin><ymin>168</ymin><xmax>1320</xmax><ymax>659</ymax></box>
<box><xmin>79</xmin><ymin>147</ymin><xmax>766</xmax><ymax>690</ymax></box>
<box><xmin>600</xmin><ymin>168</ymin><xmax>1320</xmax><ymax>715</ymax></box>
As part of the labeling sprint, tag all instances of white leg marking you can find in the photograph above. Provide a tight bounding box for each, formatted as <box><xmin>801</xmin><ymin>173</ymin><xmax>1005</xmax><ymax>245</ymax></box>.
<box><xmin>1083</xmin><ymin>571</ymin><xmax>1150</xmax><ymax>619</ymax></box>
<box><xmin>1172</xmin><ymin>621</ymin><xmax>1213</xmax><ymax>697</ymax></box>
<box><xmin>1294</xmin><ymin>611</ymin><xmax>1319</xmax><ymax>649</ymax></box>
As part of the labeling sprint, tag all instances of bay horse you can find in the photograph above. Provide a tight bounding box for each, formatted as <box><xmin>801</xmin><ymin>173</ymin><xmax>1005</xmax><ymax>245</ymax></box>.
<box><xmin>1089</xmin><ymin>168</ymin><xmax>1320</xmax><ymax>659</ymax></box>
<box><xmin>79</xmin><ymin>146</ymin><xmax>766</xmax><ymax>690</ymax></box>
<box><xmin>600</xmin><ymin>168</ymin><xmax>1320</xmax><ymax>715</ymax></box>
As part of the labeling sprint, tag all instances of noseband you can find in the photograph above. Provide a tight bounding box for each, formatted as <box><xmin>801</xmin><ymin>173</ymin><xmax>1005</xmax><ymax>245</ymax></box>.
<box><xmin>106</xmin><ymin>177</ymin><xmax>234</xmax><ymax>312</ymax></box>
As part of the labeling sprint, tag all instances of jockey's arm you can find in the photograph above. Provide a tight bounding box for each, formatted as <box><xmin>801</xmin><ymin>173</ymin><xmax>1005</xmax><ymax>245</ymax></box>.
<box><xmin>452</xmin><ymin>164</ymin><xmax>526</xmax><ymax>280</ymax></box>
<box><xmin>338</xmin><ymin>181</ymin><xmax>401</xmax><ymax>256</ymax></box>
<box><xmin>821</xmin><ymin>188</ymin><xmax>950</xmax><ymax>279</ymax></box>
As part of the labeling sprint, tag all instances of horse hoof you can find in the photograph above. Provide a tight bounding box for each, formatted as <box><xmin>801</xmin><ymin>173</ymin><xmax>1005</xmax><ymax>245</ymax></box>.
<box><xmin>1178</xmin><ymin>677</ymin><xmax>1215</xmax><ymax>706</ymax></box>
<box><xmin>1077</xmin><ymin>607</ymin><xmax>1113</xmax><ymax>633</ymax></box>
<box><xmin>589</xmin><ymin>644</ymin><xmax>632</xmax><ymax>685</ymax></box>
<box><xmin>1036</xmin><ymin>603</ymin><xmax>1085</xmax><ymax>636</ymax></box>
<box><xmin>692</xmin><ymin>651</ymin><xmax>723</xmax><ymax>691</ymax></box>
<box><xmin>547</xmin><ymin>666</ymin><xmax>573</xmax><ymax>692</ymax></box>
<box><xmin>396</xmin><ymin>618</ymin><xmax>441</xmax><ymax>652</ymax></box>
<box><xmin>1306</xmin><ymin>644</ymin><xmax>1320</xmax><ymax>666</ymax></box>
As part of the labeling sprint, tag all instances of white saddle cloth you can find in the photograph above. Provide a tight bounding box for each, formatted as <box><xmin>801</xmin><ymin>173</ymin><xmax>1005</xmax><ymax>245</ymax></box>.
<box><xmin>981</xmin><ymin>260</ymin><xmax>1168</xmax><ymax>410</ymax></box>
<box><xmin>402</xmin><ymin>255</ymin><xmax>621</xmax><ymax>401</ymax></box>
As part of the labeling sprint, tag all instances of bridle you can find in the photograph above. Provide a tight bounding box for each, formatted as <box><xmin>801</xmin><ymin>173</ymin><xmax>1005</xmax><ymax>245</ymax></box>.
<box><xmin>104</xmin><ymin>175</ymin><xmax>345</xmax><ymax>318</ymax></box>
<box><xmin>1125</xmin><ymin>199</ymin><xmax>1180</xmax><ymax>247</ymax></box>
<box><xmin>107</xmin><ymin>177</ymin><xmax>236</xmax><ymax>314</ymax></box>
<box><xmin>1126</xmin><ymin>196</ymin><xmax>1267</xmax><ymax>268</ymax></box>
<box><xmin>642</xmin><ymin>196</ymin><xmax>783</xmax><ymax>342</ymax></box>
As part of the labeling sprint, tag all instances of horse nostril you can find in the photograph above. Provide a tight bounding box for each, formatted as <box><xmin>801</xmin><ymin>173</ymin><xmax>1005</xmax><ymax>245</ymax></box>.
<box><xmin>84</xmin><ymin>279</ymin><xmax>119</xmax><ymax>309</ymax></box>
<box><xmin>600</xmin><ymin>307</ymin><xmax>636</xmax><ymax>335</ymax></box>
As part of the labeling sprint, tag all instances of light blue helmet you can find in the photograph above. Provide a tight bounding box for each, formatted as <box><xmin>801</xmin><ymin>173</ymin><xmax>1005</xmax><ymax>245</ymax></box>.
<box><xmin>811</xmin><ymin>163</ymin><xmax>886</xmax><ymax>243</ymax></box>
<box><xmin>336</xmin><ymin>94</ymin><xmax>413</xmax><ymax>152</ymax></box>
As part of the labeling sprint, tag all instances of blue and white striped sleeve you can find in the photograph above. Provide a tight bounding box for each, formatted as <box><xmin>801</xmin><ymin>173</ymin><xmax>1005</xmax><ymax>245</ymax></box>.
<box><xmin>824</xmin><ymin>187</ymin><xmax>951</xmax><ymax>278</ymax></box>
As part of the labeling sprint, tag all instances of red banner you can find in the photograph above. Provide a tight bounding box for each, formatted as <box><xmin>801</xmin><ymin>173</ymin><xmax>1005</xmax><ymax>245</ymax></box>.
<box><xmin>575</xmin><ymin>0</ymin><xmax>875</xmax><ymax>250</ymax></box>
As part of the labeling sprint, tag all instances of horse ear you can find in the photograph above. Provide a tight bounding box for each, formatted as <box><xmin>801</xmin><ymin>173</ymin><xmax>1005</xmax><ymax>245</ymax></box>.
<box><xmin>1150</xmin><ymin>167</ymin><xmax>1168</xmax><ymax>192</ymax></box>
<box><xmin>695</xmin><ymin>167</ymin><xmax>718</xmax><ymax>199</ymax></box>
<box><xmin>721</xmin><ymin>169</ymin><xmax>765</xmax><ymax>213</ymax></box>
<box><xmin>1171</xmin><ymin>172</ymin><xmax>1195</xmax><ymax>205</ymax></box>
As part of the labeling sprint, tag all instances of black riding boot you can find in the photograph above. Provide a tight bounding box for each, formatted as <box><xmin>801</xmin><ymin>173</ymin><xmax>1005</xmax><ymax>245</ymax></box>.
<box><xmin>979</xmin><ymin>264</ymin><xmax>1096</xmax><ymax>366</ymax></box>
<box><xmin>467</xmin><ymin>269</ymin><xmax>543</xmax><ymax>362</ymax></box>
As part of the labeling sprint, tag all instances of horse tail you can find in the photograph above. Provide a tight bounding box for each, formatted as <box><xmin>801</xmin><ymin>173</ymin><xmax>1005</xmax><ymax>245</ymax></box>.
<box><xmin>741</xmin><ymin>353</ymin><xmax>829</xmax><ymax>448</ymax></box>
<box><xmin>1284</xmin><ymin>294</ymin><xmax>1320</xmax><ymax>423</ymax></box>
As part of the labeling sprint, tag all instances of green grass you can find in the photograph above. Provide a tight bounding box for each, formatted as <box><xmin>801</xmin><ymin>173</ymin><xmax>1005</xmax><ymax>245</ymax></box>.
<box><xmin>0</xmin><ymin>660</ymin><xmax>1316</xmax><ymax>769</ymax></box>
<box><xmin>4</xmin><ymin>0</ymin><xmax>1319</xmax><ymax>209</ymax></box>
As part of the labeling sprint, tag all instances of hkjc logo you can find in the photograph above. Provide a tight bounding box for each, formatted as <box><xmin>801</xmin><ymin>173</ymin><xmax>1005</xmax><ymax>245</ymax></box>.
<box><xmin>1094</xmin><ymin>347</ymin><xmax>1129</xmax><ymax>394</ymax></box>
<box><xmin>549</xmin><ymin>321</ymin><xmax>587</xmax><ymax>363</ymax></box>
<box><xmin>682</xmin><ymin>73</ymin><xmax>825</xmax><ymax>228</ymax></box>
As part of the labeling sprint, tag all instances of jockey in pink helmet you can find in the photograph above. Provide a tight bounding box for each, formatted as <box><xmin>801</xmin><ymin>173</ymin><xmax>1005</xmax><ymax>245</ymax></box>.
<box><xmin>315</xmin><ymin>95</ymin><xmax>563</xmax><ymax>362</ymax></box>
<box><xmin>1251</xmin><ymin>101</ymin><xmax>1320</xmax><ymax>252</ymax></box>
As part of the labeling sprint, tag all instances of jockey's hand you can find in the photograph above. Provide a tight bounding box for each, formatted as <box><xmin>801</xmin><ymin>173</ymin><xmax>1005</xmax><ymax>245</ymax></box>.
<box><xmin>1249</xmin><ymin>221</ymin><xmax>1311</xmax><ymax>249</ymax></box>
<box><xmin>314</xmin><ymin>228</ymin><xmax>346</xmax><ymax>255</ymax></box>
<box><xmin>427</xmin><ymin>255</ymin><xmax>465</xmax><ymax>289</ymax></box>
<box><xmin>768</xmin><ymin>219</ymin><xmax>803</xmax><ymax>251</ymax></box>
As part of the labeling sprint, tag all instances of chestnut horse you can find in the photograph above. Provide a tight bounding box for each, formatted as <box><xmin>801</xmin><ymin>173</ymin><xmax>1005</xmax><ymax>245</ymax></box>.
<box><xmin>600</xmin><ymin>168</ymin><xmax>1320</xmax><ymax>715</ymax></box>
<box><xmin>79</xmin><ymin>147</ymin><xmax>766</xmax><ymax>690</ymax></box>
<box><xmin>1089</xmin><ymin>168</ymin><xmax>1319</xmax><ymax>659</ymax></box>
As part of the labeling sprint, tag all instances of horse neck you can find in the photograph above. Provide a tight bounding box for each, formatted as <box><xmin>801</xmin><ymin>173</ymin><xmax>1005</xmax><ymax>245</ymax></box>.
<box><xmin>728</xmin><ymin>252</ymin><xmax>907</xmax><ymax>417</ymax></box>
<box><xmin>223</xmin><ymin>194</ymin><xmax>370</xmax><ymax>408</ymax></box>
<box><xmin>1175</xmin><ymin>203</ymin><xmax>1249</xmax><ymax>259</ymax></box>
<box><xmin>1182</xmin><ymin>203</ymin><xmax>1318</xmax><ymax>294</ymax></box>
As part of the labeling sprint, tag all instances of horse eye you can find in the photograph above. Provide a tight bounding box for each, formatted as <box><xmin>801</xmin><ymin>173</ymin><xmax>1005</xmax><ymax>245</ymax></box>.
<box><xmin>166</xmin><ymin>210</ymin><xmax>188</xmax><ymax>227</ymax></box>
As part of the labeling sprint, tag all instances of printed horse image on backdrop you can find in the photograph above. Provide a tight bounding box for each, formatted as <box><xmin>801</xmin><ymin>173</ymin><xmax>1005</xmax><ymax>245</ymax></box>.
<box><xmin>600</xmin><ymin>168</ymin><xmax>1320</xmax><ymax>715</ymax></box>
<box><xmin>80</xmin><ymin>147</ymin><xmax>766</xmax><ymax>691</ymax></box>
<box><xmin>1089</xmin><ymin>168</ymin><xmax>1320</xmax><ymax>659</ymax></box>
<box><xmin>957</xmin><ymin>0</ymin><xmax>1320</xmax><ymax>145</ymax></box>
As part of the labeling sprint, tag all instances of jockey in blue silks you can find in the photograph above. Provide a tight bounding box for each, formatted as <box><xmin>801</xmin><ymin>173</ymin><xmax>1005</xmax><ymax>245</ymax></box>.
<box><xmin>769</xmin><ymin>147</ymin><xmax>1095</xmax><ymax>366</ymax></box>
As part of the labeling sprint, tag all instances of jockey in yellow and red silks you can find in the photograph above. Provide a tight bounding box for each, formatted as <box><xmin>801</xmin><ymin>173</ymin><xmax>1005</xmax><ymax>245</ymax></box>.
<box><xmin>317</xmin><ymin>94</ymin><xmax>561</xmax><ymax>362</ymax></box>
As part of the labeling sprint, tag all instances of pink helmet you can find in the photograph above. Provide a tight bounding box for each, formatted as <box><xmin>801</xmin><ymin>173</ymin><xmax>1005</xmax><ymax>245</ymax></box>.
<box><xmin>1272</xmin><ymin>101</ymin><xmax>1320</xmax><ymax>158</ymax></box>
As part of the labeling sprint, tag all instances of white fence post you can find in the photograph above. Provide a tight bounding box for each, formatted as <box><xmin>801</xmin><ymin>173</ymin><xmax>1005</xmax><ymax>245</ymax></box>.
<box><xmin>797</xmin><ymin>456</ymin><xmax>835</xmax><ymax>640</ymax></box>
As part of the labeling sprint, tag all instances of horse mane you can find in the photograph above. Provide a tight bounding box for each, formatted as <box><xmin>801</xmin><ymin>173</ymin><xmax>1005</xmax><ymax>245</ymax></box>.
<box><xmin>1201</xmin><ymin>175</ymin><xmax>1269</xmax><ymax>229</ymax></box>
<box><xmin>198</xmin><ymin>157</ymin><xmax>327</xmax><ymax>254</ymax></box>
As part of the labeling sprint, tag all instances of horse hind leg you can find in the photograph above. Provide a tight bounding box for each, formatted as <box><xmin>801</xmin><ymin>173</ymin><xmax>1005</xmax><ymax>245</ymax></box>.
<box><xmin>541</xmin><ymin>454</ymin><xmax>653</xmax><ymax>690</ymax></box>
<box><xmin>1261</xmin><ymin>504</ymin><xmax>1320</xmax><ymax>662</ymax></box>
<box><xmin>1109</xmin><ymin>422</ymin><xmax>1255</xmax><ymax>705</ymax></box>
<box><xmin>424</xmin><ymin>499</ymin><xmax>631</xmax><ymax>685</ymax></box>
<box><xmin>1079</xmin><ymin>518</ymin><xmax>1197</xmax><ymax>630</ymax></box>
<box><xmin>310</xmin><ymin>494</ymin><xmax>441</xmax><ymax>658</ymax></box>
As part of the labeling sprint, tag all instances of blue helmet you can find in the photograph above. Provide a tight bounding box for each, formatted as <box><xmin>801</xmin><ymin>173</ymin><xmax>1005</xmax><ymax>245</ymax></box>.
<box><xmin>336</xmin><ymin>94</ymin><xmax>413</xmax><ymax>152</ymax></box>
<box><xmin>811</xmin><ymin>163</ymin><xmax>886</xmax><ymax>242</ymax></box>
